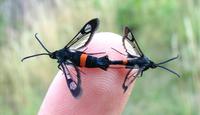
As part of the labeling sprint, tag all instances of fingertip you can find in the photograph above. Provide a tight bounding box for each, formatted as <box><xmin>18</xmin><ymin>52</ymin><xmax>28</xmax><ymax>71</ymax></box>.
<box><xmin>38</xmin><ymin>32</ymin><xmax>137</xmax><ymax>115</ymax></box>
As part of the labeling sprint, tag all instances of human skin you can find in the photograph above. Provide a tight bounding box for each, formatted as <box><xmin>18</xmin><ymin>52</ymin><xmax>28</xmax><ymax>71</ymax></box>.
<box><xmin>38</xmin><ymin>32</ymin><xmax>137</xmax><ymax>115</ymax></box>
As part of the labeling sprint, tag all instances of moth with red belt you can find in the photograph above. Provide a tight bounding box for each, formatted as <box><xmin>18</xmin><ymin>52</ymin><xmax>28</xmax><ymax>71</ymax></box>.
<box><xmin>21</xmin><ymin>18</ymin><xmax>110</xmax><ymax>98</ymax></box>
<box><xmin>110</xmin><ymin>27</ymin><xmax>180</xmax><ymax>92</ymax></box>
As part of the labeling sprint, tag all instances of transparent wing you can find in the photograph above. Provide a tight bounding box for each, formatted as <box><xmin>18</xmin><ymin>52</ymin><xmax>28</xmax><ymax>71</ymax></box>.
<box><xmin>60</xmin><ymin>62</ymin><xmax>82</xmax><ymax>98</ymax></box>
<box><xmin>65</xmin><ymin>18</ymin><xmax>99</xmax><ymax>50</ymax></box>
<box><xmin>122</xmin><ymin>69</ymin><xmax>139</xmax><ymax>92</ymax></box>
<box><xmin>123</xmin><ymin>27</ymin><xmax>144</xmax><ymax>58</ymax></box>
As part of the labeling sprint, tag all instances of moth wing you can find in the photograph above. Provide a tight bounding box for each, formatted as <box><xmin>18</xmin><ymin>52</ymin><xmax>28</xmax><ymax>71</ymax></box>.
<box><xmin>60</xmin><ymin>62</ymin><xmax>82</xmax><ymax>98</ymax></box>
<box><xmin>65</xmin><ymin>18</ymin><xmax>99</xmax><ymax>50</ymax></box>
<box><xmin>123</xmin><ymin>27</ymin><xmax>144</xmax><ymax>58</ymax></box>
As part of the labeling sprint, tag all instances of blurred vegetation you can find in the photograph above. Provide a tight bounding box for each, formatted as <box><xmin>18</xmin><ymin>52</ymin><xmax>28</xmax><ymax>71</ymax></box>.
<box><xmin>0</xmin><ymin>0</ymin><xmax>199</xmax><ymax>115</ymax></box>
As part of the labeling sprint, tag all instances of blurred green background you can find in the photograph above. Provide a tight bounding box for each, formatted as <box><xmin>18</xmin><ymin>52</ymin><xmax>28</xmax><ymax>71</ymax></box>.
<box><xmin>0</xmin><ymin>0</ymin><xmax>199</xmax><ymax>115</ymax></box>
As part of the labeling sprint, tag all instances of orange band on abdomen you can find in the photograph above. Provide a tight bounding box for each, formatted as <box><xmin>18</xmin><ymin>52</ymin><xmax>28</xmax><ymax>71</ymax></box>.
<box><xmin>80</xmin><ymin>53</ymin><xmax>88</xmax><ymax>67</ymax></box>
<box><xmin>123</xmin><ymin>59</ymin><xmax>128</xmax><ymax>65</ymax></box>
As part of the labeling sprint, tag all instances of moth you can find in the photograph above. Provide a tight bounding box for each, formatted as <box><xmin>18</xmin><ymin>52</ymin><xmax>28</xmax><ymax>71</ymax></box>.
<box><xmin>111</xmin><ymin>27</ymin><xmax>180</xmax><ymax>92</ymax></box>
<box><xmin>22</xmin><ymin>18</ymin><xmax>110</xmax><ymax>98</ymax></box>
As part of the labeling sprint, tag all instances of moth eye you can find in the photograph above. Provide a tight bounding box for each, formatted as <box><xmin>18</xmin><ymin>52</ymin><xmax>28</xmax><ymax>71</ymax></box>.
<box><xmin>84</xmin><ymin>24</ymin><xmax>92</xmax><ymax>33</ymax></box>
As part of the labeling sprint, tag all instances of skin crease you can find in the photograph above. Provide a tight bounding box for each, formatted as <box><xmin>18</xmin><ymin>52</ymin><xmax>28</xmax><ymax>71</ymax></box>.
<box><xmin>38</xmin><ymin>32</ymin><xmax>137</xmax><ymax>115</ymax></box>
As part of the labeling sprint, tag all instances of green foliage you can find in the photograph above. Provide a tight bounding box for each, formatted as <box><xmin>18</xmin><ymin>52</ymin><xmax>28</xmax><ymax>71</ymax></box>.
<box><xmin>0</xmin><ymin>13</ymin><xmax>6</xmax><ymax>46</ymax></box>
<box><xmin>0</xmin><ymin>0</ymin><xmax>199</xmax><ymax>115</ymax></box>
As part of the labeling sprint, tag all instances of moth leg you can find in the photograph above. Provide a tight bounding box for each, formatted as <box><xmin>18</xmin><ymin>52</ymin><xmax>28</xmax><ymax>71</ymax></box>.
<box><xmin>111</xmin><ymin>47</ymin><xmax>127</xmax><ymax>56</ymax></box>
<box><xmin>82</xmin><ymin>47</ymin><xmax>88</xmax><ymax>52</ymax></box>
<box><xmin>86</xmin><ymin>52</ymin><xmax>106</xmax><ymax>55</ymax></box>
<box><xmin>57</xmin><ymin>64</ymin><xmax>61</xmax><ymax>70</ymax></box>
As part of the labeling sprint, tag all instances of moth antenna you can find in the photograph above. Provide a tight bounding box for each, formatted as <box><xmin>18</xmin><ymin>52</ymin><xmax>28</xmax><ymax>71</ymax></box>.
<box><xmin>157</xmin><ymin>65</ymin><xmax>180</xmax><ymax>78</ymax></box>
<box><xmin>34</xmin><ymin>33</ymin><xmax>51</xmax><ymax>54</ymax></box>
<box><xmin>157</xmin><ymin>55</ymin><xmax>179</xmax><ymax>65</ymax></box>
<box><xmin>21</xmin><ymin>53</ymin><xmax>49</xmax><ymax>62</ymax></box>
